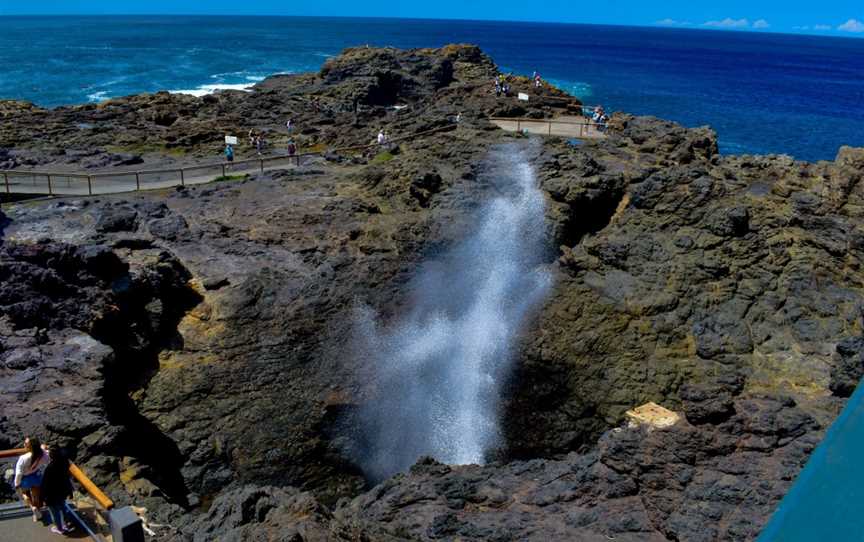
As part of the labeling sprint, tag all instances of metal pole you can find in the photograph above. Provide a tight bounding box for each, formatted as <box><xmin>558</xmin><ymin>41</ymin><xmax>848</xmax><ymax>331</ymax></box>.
<box><xmin>47</xmin><ymin>175</ymin><xmax>53</xmax><ymax>195</ymax></box>
<box><xmin>87</xmin><ymin>175</ymin><xmax>93</xmax><ymax>195</ymax></box>
<box><xmin>135</xmin><ymin>172</ymin><xmax>141</xmax><ymax>190</ymax></box>
<box><xmin>548</xmin><ymin>121</ymin><xmax>552</xmax><ymax>136</ymax></box>
<box><xmin>3</xmin><ymin>173</ymin><xmax>9</xmax><ymax>194</ymax></box>
<box><xmin>222</xmin><ymin>164</ymin><xmax>226</xmax><ymax>177</ymax></box>
<box><xmin>260</xmin><ymin>159</ymin><xmax>264</xmax><ymax>173</ymax></box>
<box><xmin>516</xmin><ymin>119</ymin><xmax>521</xmax><ymax>132</ymax></box>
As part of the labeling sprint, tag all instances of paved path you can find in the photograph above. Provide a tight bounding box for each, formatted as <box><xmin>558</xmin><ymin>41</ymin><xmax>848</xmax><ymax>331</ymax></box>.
<box><xmin>2</xmin><ymin>154</ymin><xmax>306</xmax><ymax>197</ymax></box>
<box><xmin>0</xmin><ymin>502</ymin><xmax>107</xmax><ymax>541</ymax></box>
<box><xmin>0</xmin><ymin>514</ymin><xmax>93</xmax><ymax>541</ymax></box>
<box><xmin>491</xmin><ymin>117</ymin><xmax>606</xmax><ymax>139</ymax></box>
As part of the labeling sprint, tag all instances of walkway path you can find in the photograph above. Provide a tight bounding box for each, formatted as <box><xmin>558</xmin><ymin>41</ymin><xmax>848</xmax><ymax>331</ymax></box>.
<box><xmin>2</xmin><ymin>122</ymin><xmax>458</xmax><ymax>198</ymax></box>
<box><xmin>2</xmin><ymin>154</ymin><xmax>306</xmax><ymax>197</ymax></box>
<box><xmin>491</xmin><ymin>116</ymin><xmax>606</xmax><ymax>139</ymax></box>
<box><xmin>0</xmin><ymin>119</ymin><xmax>587</xmax><ymax>199</ymax></box>
<box><xmin>0</xmin><ymin>502</ymin><xmax>101</xmax><ymax>542</ymax></box>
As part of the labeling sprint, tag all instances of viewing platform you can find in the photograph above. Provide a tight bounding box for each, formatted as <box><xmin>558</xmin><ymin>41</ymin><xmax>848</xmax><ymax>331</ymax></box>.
<box><xmin>490</xmin><ymin>115</ymin><xmax>607</xmax><ymax>139</ymax></box>
<box><xmin>1</xmin><ymin>447</ymin><xmax>143</xmax><ymax>542</ymax></box>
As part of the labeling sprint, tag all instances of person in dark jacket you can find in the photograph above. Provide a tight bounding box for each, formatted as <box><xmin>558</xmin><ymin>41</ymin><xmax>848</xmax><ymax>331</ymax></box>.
<box><xmin>40</xmin><ymin>448</ymin><xmax>74</xmax><ymax>534</ymax></box>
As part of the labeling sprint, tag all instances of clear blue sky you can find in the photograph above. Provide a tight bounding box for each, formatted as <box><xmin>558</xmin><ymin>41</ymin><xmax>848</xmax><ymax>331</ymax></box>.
<box><xmin>2</xmin><ymin>0</ymin><xmax>863</xmax><ymax>37</ymax></box>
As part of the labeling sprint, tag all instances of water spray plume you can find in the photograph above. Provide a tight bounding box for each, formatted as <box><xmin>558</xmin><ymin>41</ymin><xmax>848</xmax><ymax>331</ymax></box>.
<box><xmin>353</xmin><ymin>142</ymin><xmax>552</xmax><ymax>481</ymax></box>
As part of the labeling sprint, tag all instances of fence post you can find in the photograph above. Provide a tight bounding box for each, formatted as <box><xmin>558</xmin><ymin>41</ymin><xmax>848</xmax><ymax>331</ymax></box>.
<box><xmin>222</xmin><ymin>164</ymin><xmax>226</xmax><ymax>177</ymax></box>
<box><xmin>180</xmin><ymin>169</ymin><xmax>185</xmax><ymax>186</ymax></box>
<box><xmin>47</xmin><ymin>174</ymin><xmax>53</xmax><ymax>195</ymax></box>
<box><xmin>296</xmin><ymin>155</ymin><xmax>300</xmax><ymax>167</ymax></box>
<box><xmin>516</xmin><ymin>119</ymin><xmax>521</xmax><ymax>132</ymax></box>
<box><xmin>87</xmin><ymin>175</ymin><xmax>93</xmax><ymax>195</ymax></box>
<box><xmin>3</xmin><ymin>173</ymin><xmax>9</xmax><ymax>194</ymax></box>
<box><xmin>260</xmin><ymin>159</ymin><xmax>264</xmax><ymax>173</ymax></box>
<box><xmin>135</xmin><ymin>172</ymin><xmax>141</xmax><ymax>190</ymax></box>
<box><xmin>548</xmin><ymin>121</ymin><xmax>552</xmax><ymax>136</ymax></box>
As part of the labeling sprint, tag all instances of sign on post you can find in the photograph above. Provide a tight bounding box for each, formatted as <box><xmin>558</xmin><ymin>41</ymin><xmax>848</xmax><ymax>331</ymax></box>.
<box><xmin>518</xmin><ymin>93</ymin><xmax>530</xmax><ymax>102</ymax></box>
<box><xmin>225</xmin><ymin>135</ymin><xmax>238</xmax><ymax>145</ymax></box>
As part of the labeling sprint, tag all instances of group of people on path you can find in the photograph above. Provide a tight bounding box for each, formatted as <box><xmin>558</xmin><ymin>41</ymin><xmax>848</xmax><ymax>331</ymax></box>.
<box><xmin>493</xmin><ymin>70</ymin><xmax>545</xmax><ymax>98</ymax></box>
<box><xmin>225</xmin><ymin>118</ymin><xmax>298</xmax><ymax>162</ymax></box>
<box><xmin>12</xmin><ymin>436</ymin><xmax>76</xmax><ymax>535</ymax></box>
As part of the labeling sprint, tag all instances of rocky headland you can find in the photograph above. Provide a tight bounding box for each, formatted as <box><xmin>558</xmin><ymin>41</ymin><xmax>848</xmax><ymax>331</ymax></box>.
<box><xmin>2</xmin><ymin>45</ymin><xmax>864</xmax><ymax>541</ymax></box>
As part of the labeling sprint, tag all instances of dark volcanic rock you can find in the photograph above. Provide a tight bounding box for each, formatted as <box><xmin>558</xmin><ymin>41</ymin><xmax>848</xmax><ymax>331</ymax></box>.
<box><xmin>2</xmin><ymin>44</ymin><xmax>864</xmax><ymax>542</ymax></box>
<box><xmin>175</xmin><ymin>395</ymin><xmax>818</xmax><ymax>542</ymax></box>
<box><xmin>95</xmin><ymin>205</ymin><xmax>139</xmax><ymax>233</ymax></box>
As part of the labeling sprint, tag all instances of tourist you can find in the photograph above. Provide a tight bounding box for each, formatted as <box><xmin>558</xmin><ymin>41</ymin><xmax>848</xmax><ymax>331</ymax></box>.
<box><xmin>534</xmin><ymin>73</ymin><xmax>542</xmax><ymax>88</ymax></box>
<box><xmin>40</xmin><ymin>448</ymin><xmax>74</xmax><ymax>535</ymax></box>
<box><xmin>14</xmin><ymin>436</ymin><xmax>50</xmax><ymax>522</ymax></box>
<box><xmin>455</xmin><ymin>112</ymin><xmax>462</xmax><ymax>124</ymax></box>
<box><xmin>592</xmin><ymin>106</ymin><xmax>608</xmax><ymax>132</ymax></box>
<box><xmin>255</xmin><ymin>135</ymin><xmax>264</xmax><ymax>156</ymax></box>
<box><xmin>286</xmin><ymin>119</ymin><xmax>293</xmax><ymax>133</ymax></box>
<box><xmin>377</xmin><ymin>129</ymin><xmax>386</xmax><ymax>145</ymax></box>
<box><xmin>287</xmin><ymin>139</ymin><xmax>296</xmax><ymax>156</ymax></box>
<box><xmin>248</xmin><ymin>128</ymin><xmax>255</xmax><ymax>146</ymax></box>
<box><xmin>225</xmin><ymin>144</ymin><xmax>234</xmax><ymax>162</ymax></box>
<box><xmin>494</xmin><ymin>80</ymin><xmax>502</xmax><ymax>97</ymax></box>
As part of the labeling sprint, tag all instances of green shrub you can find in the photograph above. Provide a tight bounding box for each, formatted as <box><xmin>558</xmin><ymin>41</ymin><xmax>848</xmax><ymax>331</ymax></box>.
<box><xmin>371</xmin><ymin>151</ymin><xmax>394</xmax><ymax>164</ymax></box>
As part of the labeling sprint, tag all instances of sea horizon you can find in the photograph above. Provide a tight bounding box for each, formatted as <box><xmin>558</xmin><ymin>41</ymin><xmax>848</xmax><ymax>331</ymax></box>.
<box><xmin>3</xmin><ymin>13</ymin><xmax>864</xmax><ymax>41</ymax></box>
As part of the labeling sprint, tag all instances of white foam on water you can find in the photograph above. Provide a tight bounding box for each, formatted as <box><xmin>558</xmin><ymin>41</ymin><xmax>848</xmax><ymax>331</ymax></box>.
<box><xmin>86</xmin><ymin>91</ymin><xmax>110</xmax><ymax>103</ymax></box>
<box><xmin>354</xmin><ymin>142</ymin><xmax>552</xmax><ymax>481</ymax></box>
<box><xmin>168</xmin><ymin>83</ymin><xmax>256</xmax><ymax>97</ymax></box>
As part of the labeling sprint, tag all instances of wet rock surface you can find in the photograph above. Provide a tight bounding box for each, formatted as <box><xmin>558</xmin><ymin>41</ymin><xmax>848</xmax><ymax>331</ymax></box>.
<box><xmin>1</xmin><ymin>45</ymin><xmax>864</xmax><ymax>541</ymax></box>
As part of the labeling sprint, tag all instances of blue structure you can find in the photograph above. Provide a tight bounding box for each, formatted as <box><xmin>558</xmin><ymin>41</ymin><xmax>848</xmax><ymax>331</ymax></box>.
<box><xmin>759</xmin><ymin>380</ymin><xmax>864</xmax><ymax>540</ymax></box>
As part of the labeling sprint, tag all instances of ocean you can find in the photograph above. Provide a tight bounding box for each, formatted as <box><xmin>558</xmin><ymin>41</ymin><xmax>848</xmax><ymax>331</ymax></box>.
<box><xmin>1</xmin><ymin>16</ymin><xmax>863</xmax><ymax>162</ymax></box>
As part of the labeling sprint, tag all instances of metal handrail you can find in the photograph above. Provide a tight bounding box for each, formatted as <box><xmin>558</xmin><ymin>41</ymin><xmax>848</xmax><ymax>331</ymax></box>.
<box><xmin>64</xmin><ymin>503</ymin><xmax>104</xmax><ymax>542</ymax></box>
<box><xmin>0</xmin><ymin>124</ymin><xmax>457</xmax><ymax>197</ymax></box>
<box><xmin>489</xmin><ymin>116</ymin><xmax>598</xmax><ymax>126</ymax></box>
<box><xmin>489</xmin><ymin>115</ymin><xmax>608</xmax><ymax>140</ymax></box>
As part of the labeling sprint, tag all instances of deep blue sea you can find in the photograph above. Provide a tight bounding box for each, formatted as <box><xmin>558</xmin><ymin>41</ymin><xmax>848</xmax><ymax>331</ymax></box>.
<box><xmin>1</xmin><ymin>16</ymin><xmax>863</xmax><ymax>162</ymax></box>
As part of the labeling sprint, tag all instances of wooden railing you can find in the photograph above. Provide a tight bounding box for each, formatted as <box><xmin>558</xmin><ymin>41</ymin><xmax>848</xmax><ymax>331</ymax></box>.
<box><xmin>69</xmin><ymin>463</ymin><xmax>114</xmax><ymax>510</ymax></box>
<box><xmin>0</xmin><ymin>448</ymin><xmax>26</xmax><ymax>459</ymax></box>
<box><xmin>0</xmin><ymin>123</ymin><xmax>457</xmax><ymax>197</ymax></box>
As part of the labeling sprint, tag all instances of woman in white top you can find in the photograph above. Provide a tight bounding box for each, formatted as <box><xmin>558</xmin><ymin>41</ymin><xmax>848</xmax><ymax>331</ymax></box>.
<box><xmin>14</xmin><ymin>436</ymin><xmax>51</xmax><ymax>521</ymax></box>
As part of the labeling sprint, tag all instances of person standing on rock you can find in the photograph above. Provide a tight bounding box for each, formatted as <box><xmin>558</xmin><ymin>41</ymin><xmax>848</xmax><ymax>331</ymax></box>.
<box><xmin>287</xmin><ymin>139</ymin><xmax>296</xmax><ymax>156</ymax></box>
<box><xmin>14</xmin><ymin>436</ymin><xmax>50</xmax><ymax>522</ymax></box>
<box><xmin>225</xmin><ymin>143</ymin><xmax>234</xmax><ymax>163</ymax></box>
<box><xmin>377</xmin><ymin>129</ymin><xmax>386</xmax><ymax>145</ymax></box>
<box><xmin>286</xmin><ymin>119</ymin><xmax>293</xmax><ymax>133</ymax></box>
<box><xmin>255</xmin><ymin>135</ymin><xmax>264</xmax><ymax>156</ymax></box>
<box><xmin>40</xmin><ymin>448</ymin><xmax>74</xmax><ymax>535</ymax></box>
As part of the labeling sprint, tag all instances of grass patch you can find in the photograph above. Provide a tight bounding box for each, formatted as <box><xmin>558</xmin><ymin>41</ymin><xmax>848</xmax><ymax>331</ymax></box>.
<box><xmin>371</xmin><ymin>151</ymin><xmax>394</xmax><ymax>164</ymax></box>
<box><xmin>213</xmin><ymin>174</ymin><xmax>249</xmax><ymax>183</ymax></box>
<box><xmin>305</xmin><ymin>142</ymin><xmax>327</xmax><ymax>153</ymax></box>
